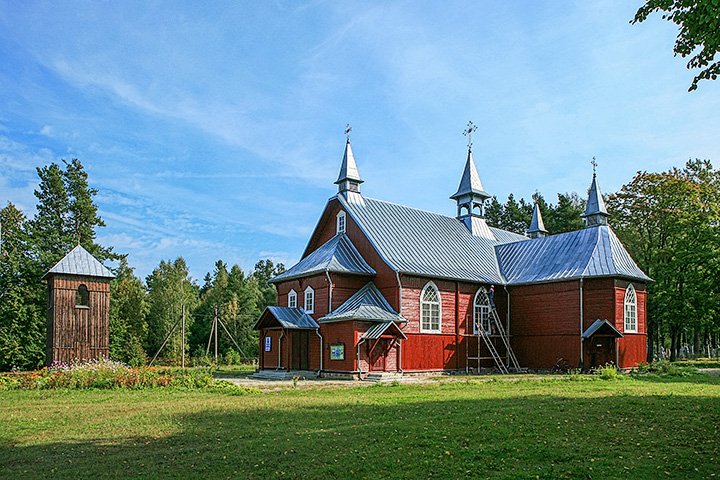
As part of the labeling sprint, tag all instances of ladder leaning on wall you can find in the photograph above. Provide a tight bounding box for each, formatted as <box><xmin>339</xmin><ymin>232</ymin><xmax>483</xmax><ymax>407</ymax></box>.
<box><xmin>467</xmin><ymin>288</ymin><xmax>521</xmax><ymax>373</ymax></box>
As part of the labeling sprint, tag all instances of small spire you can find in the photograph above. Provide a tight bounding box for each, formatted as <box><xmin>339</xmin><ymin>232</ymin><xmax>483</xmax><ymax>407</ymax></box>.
<box><xmin>582</xmin><ymin>158</ymin><xmax>609</xmax><ymax>227</ymax></box>
<box><xmin>528</xmin><ymin>202</ymin><xmax>548</xmax><ymax>238</ymax></box>
<box><xmin>335</xmin><ymin>125</ymin><xmax>363</xmax><ymax>196</ymax></box>
<box><xmin>463</xmin><ymin>120</ymin><xmax>477</xmax><ymax>152</ymax></box>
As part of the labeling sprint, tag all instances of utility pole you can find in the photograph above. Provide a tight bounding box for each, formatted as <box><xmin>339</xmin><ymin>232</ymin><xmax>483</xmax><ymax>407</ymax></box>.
<box><xmin>181</xmin><ymin>304</ymin><xmax>186</xmax><ymax>369</ymax></box>
<box><xmin>214</xmin><ymin>305</ymin><xmax>219</xmax><ymax>364</ymax></box>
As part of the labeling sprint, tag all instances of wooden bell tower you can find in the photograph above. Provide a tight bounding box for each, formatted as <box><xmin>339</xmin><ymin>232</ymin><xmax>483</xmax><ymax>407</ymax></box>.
<box><xmin>43</xmin><ymin>245</ymin><xmax>114</xmax><ymax>365</ymax></box>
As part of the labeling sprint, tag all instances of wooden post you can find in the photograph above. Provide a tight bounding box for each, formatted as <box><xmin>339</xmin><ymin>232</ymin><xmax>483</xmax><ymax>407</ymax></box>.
<box><xmin>214</xmin><ymin>305</ymin><xmax>218</xmax><ymax>364</ymax></box>
<box><xmin>181</xmin><ymin>304</ymin><xmax>185</xmax><ymax>369</ymax></box>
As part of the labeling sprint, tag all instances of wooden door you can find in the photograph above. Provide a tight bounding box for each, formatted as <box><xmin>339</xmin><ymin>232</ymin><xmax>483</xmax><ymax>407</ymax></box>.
<box><xmin>291</xmin><ymin>331</ymin><xmax>310</xmax><ymax>370</ymax></box>
<box><xmin>589</xmin><ymin>336</ymin><xmax>615</xmax><ymax>368</ymax></box>
<box><xmin>370</xmin><ymin>339</ymin><xmax>387</xmax><ymax>371</ymax></box>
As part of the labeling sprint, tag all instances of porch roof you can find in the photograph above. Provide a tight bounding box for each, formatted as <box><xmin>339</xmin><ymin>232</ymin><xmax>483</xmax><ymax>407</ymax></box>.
<box><xmin>319</xmin><ymin>282</ymin><xmax>406</xmax><ymax>324</ymax></box>
<box><xmin>362</xmin><ymin>321</ymin><xmax>407</xmax><ymax>340</ymax></box>
<box><xmin>254</xmin><ymin>306</ymin><xmax>319</xmax><ymax>330</ymax></box>
<box><xmin>582</xmin><ymin>319</ymin><xmax>624</xmax><ymax>339</ymax></box>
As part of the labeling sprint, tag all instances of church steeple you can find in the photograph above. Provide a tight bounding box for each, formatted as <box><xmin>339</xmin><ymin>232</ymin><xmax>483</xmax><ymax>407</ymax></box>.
<box><xmin>581</xmin><ymin>157</ymin><xmax>609</xmax><ymax>228</ymax></box>
<box><xmin>528</xmin><ymin>202</ymin><xmax>548</xmax><ymax>239</ymax></box>
<box><xmin>451</xmin><ymin>121</ymin><xmax>491</xmax><ymax>219</ymax></box>
<box><xmin>335</xmin><ymin>124</ymin><xmax>364</xmax><ymax>198</ymax></box>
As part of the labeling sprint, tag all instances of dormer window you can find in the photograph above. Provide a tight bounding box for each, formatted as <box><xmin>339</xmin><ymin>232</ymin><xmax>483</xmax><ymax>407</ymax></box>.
<box><xmin>304</xmin><ymin>286</ymin><xmax>315</xmax><ymax>314</ymax></box>
<box><xmin>288</xmin><ymin>289</ymin><xmax>297</xmax><ymax>308</ymax></box>
<box><xmin>336</xmin><ymin>211</ymin><xmax>346</xmax><ymax>234</ymax></box>
<box><xmin>75</xmin><ymin>284</ymin><xmax>89</xmax><ymax>308</ymax></box>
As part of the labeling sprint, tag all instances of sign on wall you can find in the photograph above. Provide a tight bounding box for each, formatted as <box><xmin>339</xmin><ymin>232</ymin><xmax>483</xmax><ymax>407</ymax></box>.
<box><xmin>264</xmin><ymin>336</ymin><xmax>272</xmax><ymax>352</ymax></box>
<box><xmin>330</xmin><ymin>343</ymin><xmax>345</xmax><ymax>361</ymax></box>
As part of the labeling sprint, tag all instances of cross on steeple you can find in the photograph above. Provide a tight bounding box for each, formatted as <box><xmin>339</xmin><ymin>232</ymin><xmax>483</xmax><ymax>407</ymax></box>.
<box><xmin>463</xmin><ymin>121</ymin><xmax>477</xmax><ymax>151</ymax></box>
<box><xmin>591</xmin><ymin>156</ymin><xmax>598</xmax><ymax>176</ymax></box>
<box><xmin>345</xmin><ymin>124</ymin><xmax>352</xmax><ymax>143</ymax></box>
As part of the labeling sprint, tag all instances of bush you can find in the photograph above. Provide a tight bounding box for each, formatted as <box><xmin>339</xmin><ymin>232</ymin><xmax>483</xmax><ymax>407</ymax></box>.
<box><xmin>630</xmin><ymin>360</ymin><xmax>699</xmax><ymax>377</ymax></box>
<box><xmin>223</xmin><ymin>349</ymin><xmax>242</xmax><ymax>366</ymax></box>
<box><xmin>596</xmin><ymin>364</ymin><xmax>618</xmax><ymax>380</ymax></box>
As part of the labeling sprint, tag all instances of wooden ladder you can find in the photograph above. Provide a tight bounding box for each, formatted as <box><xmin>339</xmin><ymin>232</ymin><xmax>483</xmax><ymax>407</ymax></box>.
<box><xmin>477</xmin><ymin>288</ymin><xmax>521</xmax><ymax>372</ymax></box>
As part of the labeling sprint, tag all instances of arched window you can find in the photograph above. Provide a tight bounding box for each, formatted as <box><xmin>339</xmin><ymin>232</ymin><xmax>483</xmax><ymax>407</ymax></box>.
<box><xmin>336</xmin><ymin>211</ymin><xmax>346</xmax><ymax>235</ymax></box>
<box><xmin>304</xmin><ymin>286</ymin><xmax>315</xmax><ymax>314</ymax></box>
<box><xmin>624</xmin><ymin>284</ymin><xmax>637</xmax><ymax>332</ymax></box>
<box><xmin>420</xmin><ymin>282</ymin><xmax>441</xmax><ymax>333</ymax></box>
<box><xmin>288</xmin><ymin>289</ymin><xmax>297</xmax><ymax>308</ymax></box>
<box><xmin>75</xmin><ymin>284</ymin><xmax>89</xmax><ymax>308</ymax></box>
<box><xmin>473</xmin><ymin>289</ymin><xmax>491</xmax><ymax>334</ymax></box>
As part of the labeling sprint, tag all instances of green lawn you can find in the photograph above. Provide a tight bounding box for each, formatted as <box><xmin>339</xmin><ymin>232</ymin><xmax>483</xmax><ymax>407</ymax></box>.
<box><xmin>1</xmin><ymin>375</ymin><xmax>719</xmax><ymax>479</ymax></box>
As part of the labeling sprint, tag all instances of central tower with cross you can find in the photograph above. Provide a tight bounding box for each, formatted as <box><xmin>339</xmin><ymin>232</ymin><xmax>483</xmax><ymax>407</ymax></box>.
<box><xmin>450</xmin><ymin>121</ymin><xmax>492</xmax><ymax>233</ymax></box>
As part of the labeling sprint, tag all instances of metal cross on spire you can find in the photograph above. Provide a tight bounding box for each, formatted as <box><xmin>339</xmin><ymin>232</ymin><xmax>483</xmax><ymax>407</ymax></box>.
<box><xmin>591</xmin><ymin>156</ymin><xmax>598</xmax><ymax>176</ymax></box>
<box><xmin>463</xmin><ymin>120</ymin><xmax>477</xmax><ymax>151</ymax></box>
<box><xmin>345</xmin><ymin>124</ymin><xmax>352</xmax><ymax>142</ymax></box>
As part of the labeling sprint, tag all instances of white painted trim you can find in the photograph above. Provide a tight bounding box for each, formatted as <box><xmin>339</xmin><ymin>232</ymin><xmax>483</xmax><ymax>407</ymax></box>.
<box><xmin>420</xmin><ymin>282</ymin><xmax>441</xmax><ymax>333</ymax></box>
<box><xmin>304</xmin><ymin>286</ymin><xmax>315</xmax><ymax>314</ymax></box>
<box><xmin>288</xmin><ymin>289</ymin><xmax>297</xmax><ymax>309</ymax></box>
<box><xmin>623</xmin><ymin>284</ymin><xmax>637</xmax><ymax>333</ymax></box>
<box><xmin>336</xmin><ymin>210</ymin><xmax>346</xmax><ymax>235</ymax></box>
<box><xmin>472</xmin><ymin>289</ymin><xmax>491</xmax><ymax>334</ymax></box>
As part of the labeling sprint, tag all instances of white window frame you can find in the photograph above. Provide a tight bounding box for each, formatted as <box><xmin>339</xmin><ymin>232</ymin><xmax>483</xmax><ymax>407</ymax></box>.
<box><xmin>624</xmin><ymin>284</ymin><xmax>637</xmax><ymax>333</ymax></box>
<box><xmin>304</xmin><ymin>286</ymin><xmax>315</xmax><ymax>314</ymax></box>
<box><xmin>420</xmin><ymin>282</ymin><xmax>441</xmax><ymax>333</ymax></box>
<box><xmin>288</xmin><ymin>289</ymin><xmax>297</xmax><ymax>309</ymax></box>
<box><xmin>473</xmin><ymin>289</ymin><xmax>491</xmax><ymax>334</ymax></box>
<box><xmin>336</xmin><ymin>210</ymin><xmax>346</xmax><ymax>235</ymax></box>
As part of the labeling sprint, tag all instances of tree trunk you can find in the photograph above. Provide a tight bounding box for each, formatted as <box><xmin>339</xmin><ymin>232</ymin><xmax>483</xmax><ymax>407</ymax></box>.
<box><xmin>646</xmin><ymin>319</ymin><xmax>655</xmax><ymax>362</ymax></box>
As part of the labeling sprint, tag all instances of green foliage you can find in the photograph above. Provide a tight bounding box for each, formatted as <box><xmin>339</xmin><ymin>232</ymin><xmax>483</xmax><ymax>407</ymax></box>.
<box><xmin>109</xmin><ymin>258</ymin><xmax>149</xmax><ymax>366</ymax></box>
<box><xmin>595</xmin><ymin>363</ymin><xmax>619</xmax><ymax>380</ymax></box>
<box><xmin>633</xmin><ymin>0</ymin><xmax>720</xmax><ymax>91</ymax></box>
<box><xmin>631</xmin><ymin>360</ymin><xmax>699</xmax><ymax>376</ymax></box>
<box><xmin>485</xmin><ymin>191</ymin><xmax>585</xmax><ymax>235</ymax></box>
<box><xmin>145</xmin><ymin>257</ymin><xmax>199</xmax><ymax>362</ymax></box>
<box><xmin>0</xmin><ymin>203</ymin><xmax>45</xmax><ymax>370</ymax></box>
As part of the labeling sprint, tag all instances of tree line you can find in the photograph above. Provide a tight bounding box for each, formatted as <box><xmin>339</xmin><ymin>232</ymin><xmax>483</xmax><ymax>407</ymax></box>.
<box><xmin>2</xmin><ymin>158</ymin><xmax>719</xmax><ymax>370</ymax></box>
<box><xmin>0</xmin><ymin>160</ymin><xmax>284</xmax><ymax>370</ymax></box>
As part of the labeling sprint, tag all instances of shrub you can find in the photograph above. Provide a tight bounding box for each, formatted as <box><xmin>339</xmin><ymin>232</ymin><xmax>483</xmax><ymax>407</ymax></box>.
<box><xmin>223</xmin><ymin>349</ymin><xmax>242</xmax><ymax>366</ymax></box>
<box><xmin>596</xmin><ymin>364</ymin><xmax>618</xmax><ymax>380</ymax></box>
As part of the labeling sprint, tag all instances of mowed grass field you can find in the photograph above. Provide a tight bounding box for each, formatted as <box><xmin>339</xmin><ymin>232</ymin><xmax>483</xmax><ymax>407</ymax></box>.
<box><xmin>1</xmin><ymin>375</ymin><xmax>719</xmax><ymax>479</ymax></box>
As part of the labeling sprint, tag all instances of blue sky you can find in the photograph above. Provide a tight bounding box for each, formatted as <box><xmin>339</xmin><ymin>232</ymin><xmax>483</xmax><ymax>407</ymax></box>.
<box><xmin>1</xmin><ymin>1</ymin><xmax>718</xmax><ymax>281</ymax></box>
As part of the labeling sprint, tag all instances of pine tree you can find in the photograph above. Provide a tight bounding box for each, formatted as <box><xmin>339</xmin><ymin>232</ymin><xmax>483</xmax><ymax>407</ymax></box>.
<box><xmin>109</xmin><ymin>258</ymin><xmax>149</xmax><ymax>366</ymax></box>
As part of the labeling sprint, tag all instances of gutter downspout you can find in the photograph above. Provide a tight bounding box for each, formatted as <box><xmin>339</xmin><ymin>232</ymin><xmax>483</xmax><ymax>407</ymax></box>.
<box><xmin>315</xmin><ymin>329</ymin><xmax>324</xmax><ymax>377</ymax></box>
<box><xmin>357</xmin><ymin>337</ymin><xmax>368</xmax><ymax>380</ymax></box>
<box><xmin>278</xmin><ymin>329</ymin><xmax>285</xmax><ymax>371</ymax></box>
<box><xmin>579</xmin><ymin>278</ymin><xmax>584</xmax><ymax>371</ymax></box>
<box><xmin>504</xmin><ymin>285</ymin><xmax>511</xmax><ymax>366</ymax></box>
<box><xmin>455</xmin><ymin>282</ymin><xmax>460</xmax><ymax>371</ymax></box>
<box><xmin>395</xmin><ymin>271</ymin><xmax>403</xmax><ymax>314</ymax></box>
<box><xmin>398</xmin><ymin>339</ymin><xmax>403</xmax><ymax>373</ymax></box>
<box><xmin>325</xmin><ymin>270</ymin><xmax>333</xmax><ymax>313</ymax></box>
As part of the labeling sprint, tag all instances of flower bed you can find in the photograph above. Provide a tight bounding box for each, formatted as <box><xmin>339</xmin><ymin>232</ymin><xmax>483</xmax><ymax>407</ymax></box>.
<box><xmin>0</xmin><ymin>358</ymin><xmax>256</xmax><ymax>393</ymax></box>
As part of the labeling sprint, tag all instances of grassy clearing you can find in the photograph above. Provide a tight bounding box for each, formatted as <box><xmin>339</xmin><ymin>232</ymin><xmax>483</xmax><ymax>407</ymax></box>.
<box><xmin>1</xmin><ymin>374</ymin><xmax>719</xmax><ymax>479</ymax></box>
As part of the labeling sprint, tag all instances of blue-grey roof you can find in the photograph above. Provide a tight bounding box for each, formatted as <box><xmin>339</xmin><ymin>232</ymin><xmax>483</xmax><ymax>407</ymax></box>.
<box><xmin>320</xmin><ymin>282</ymin><xmax>406</xmax><ymax>323</ymax></box>
<box><xmin>582</xmin><ymin>319</ymin><xmax>623</xmax><ymax>338</ymax></box>
<box><xmin>528</xmin><ymin>203</ymin><xmax>548</xmax><ymax>234</ymax></box>
<box><xmin>338</xmin><ymin>195</ymin><xmax>526</xmax><ymax>284</ymax></box>
<box><xmin>450</xmin><ymin>150</ymin><xmax>490</xmax><ymax>200</ymax></box>
<box><xmin>496</xmin><ymin>225</ymin><xmax>651</xmax><ymax>285</ymax></box>
<box><xmin>272</xmin><ymin>234</ymin><xmax>375</xmax><ymax>283</ymax></box>
<box><xmin>43</xmin><ymin>245</ymin><xmax>114</xmax><ymax>279</ymax></box>
<box><xmin>583</xmin><ymin>174</ymin><xmax>608</xmax><ymax>218</ymax></box>
<box><xmin>335</xmin><ymin>140</ymin><xmax>363</xmax><ymax>184</ymax></box>
<box><xmin>254</xmin><ymin>306</ymin><xmax>319</xmax><ymax>330</ymax></box>
<box><xmin>362</xmin><ymin>321</ymin><xmax>407</xmax><ymax>340</ymax></box>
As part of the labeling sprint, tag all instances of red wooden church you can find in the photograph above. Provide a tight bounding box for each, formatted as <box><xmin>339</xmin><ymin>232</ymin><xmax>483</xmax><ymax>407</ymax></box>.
<box><xmin>254</xmin><ymin>132</ymin><xmax>649</xmax><ymax>377</ymax></box>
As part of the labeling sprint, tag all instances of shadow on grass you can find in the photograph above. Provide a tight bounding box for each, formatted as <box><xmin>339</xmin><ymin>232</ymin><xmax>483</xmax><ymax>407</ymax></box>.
<box><xmin>2</xmin><ymin>388</ymin><xmax>719</xmax><ymax>480</ymax></box>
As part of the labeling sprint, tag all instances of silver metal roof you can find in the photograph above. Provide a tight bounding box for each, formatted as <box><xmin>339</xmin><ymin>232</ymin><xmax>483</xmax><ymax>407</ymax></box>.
<box><xmin>254</xmin><ymin>306</ymin><xmax>320</xmax><ymax>330</ymax></box>
<box><xmin>583</xmin><ymin>174</ymin><xmax>608</xmax><ymax>218</ymax></box>
<box><xmin>43</xmin><ymin>245</ymin><xmax>115</xmax><ymax>279</ymax></box>
<box><xmin>362</xmin><ymin>321</ymin><xmax>408</xmax><ymax>340</ymax></box>
<box><xmin>338</xmin><ymin>195</ymin><xmax>526</xmax><ymax>284</ymax></box>
<box><xmin>272</xmin><ymin>234</ymin><xmax>375</xmax><ymax>283</ymax></box>
<box><xmin>450</xmin><ymin>150</ymin><xmax>490</xmax><ymax>200</ymax></box>
<box><xmin>496</xmin><ymin>225</ymin><xmax>651</xmax><ymax>285</ymax></box>
<box><xmin>335</xmin><ymin>140</ymin><xmax>363</xmax><ymax>184</ymax></box>
<box><xmin>582</xmin><ymin>319</ymin><xmax>623</xmax><ymax>338</ymax></box>
<box><xmin>528</xmin><ymin>203</ymin><xmax>547</xmax><ymax>234</ymax></box>
<box><xmin>320</xmin><ymin>282</ymin><xmax>406</xmax><ymax>324</ymax></box>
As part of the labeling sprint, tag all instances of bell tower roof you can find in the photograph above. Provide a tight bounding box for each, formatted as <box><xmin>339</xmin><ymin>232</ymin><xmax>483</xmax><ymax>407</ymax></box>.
<box><xmin>581</xmin><ymin>158</ymin><xmax>609</xmax><ymax>227</ymax></box>
<box><xmin>528</xmin><ymin>202</ymin><xmax>548</xmax><ymax>238</ymax></box>
<box><xmin>449</xmin><ymin>149</ymin><xmax>490</xmax><ymax>200</ymax></box>
<box><xmin>335</xmin><ymin>125</ymin><xmax>364</xmax><ymax>200</ymax></box>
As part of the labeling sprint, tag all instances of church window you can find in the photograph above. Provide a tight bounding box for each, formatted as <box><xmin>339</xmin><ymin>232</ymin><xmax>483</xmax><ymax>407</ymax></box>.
<box><xmin>624</xmin><ymin>284</ymin><xmax>637</xmax><ymax>333</ymax></box>
<box><xmin>420</xmin><ymin>282</ymin><xmax>441</xmax><ymax>333</ymax></box>
<box><xmin>75</xmin><ymin>284</ymin><xmax>89</xmax><ymax>308</ymax></box>
<box><xmin>304</xmin><ymin>286</ymin><xmax>315</xmax><ymax>314</ymax></box>
<box><xmin>288</xmin><ymin>289</ymin><xmax>297</xmax><ymax>308</ymax></box>
<box><xmin>336</xmin><ymin>211</ymin><xmax>346</xmax><ymax>234</ymax></box>
<box><xmin>473</xmin><ymin>289</ymin><xmax>491</xmax><ymax>334</ymax></box>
